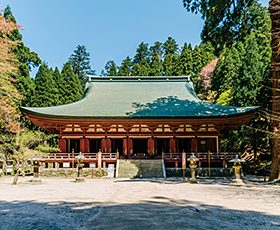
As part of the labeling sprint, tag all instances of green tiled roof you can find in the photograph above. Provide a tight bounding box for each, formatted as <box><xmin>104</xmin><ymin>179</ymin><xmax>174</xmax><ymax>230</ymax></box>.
<box><xmin>21</xmin><ymin>76</ymin><xmax>258</xmax><ymax>119</ymax></box>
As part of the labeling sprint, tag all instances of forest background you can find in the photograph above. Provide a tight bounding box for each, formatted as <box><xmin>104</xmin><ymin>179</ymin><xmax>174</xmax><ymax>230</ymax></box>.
<box><xmin>0</xmin><ymin>0</ymin><xmax>279</xmax><ymax>180</ymax></box>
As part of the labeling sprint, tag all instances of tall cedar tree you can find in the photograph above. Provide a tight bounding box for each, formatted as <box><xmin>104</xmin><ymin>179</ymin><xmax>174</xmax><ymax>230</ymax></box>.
<box><xmin>178</xmin><ymin>43</ymin><xmax>193</xmax><ymax>75</ymax></box>
<box><xmin>103</xmin><ymin>61</ymin><xmax>118</xmax><ymax>76</ymax></box>
<box><xmin>183</xmin><ymin>0</ymin><xmax>262</xmax><ymax>52</ymax></box>
<box><xmin>231</xmin><ymin>34</ymin><xmax>264</xmax><ymax>107</ymax></box>
<box><xmin>163</xmin><ymin>37</ymin><xmax>178</xmax><ymax>55</ymax></box>
<box><xmin>211</xmin><ymin>3</ymin><xmax>271</xmax><ymax>168</ymax></box>
<box><xmin>0</xmin><ymin>13</ymin><xmax>22</xmax><ymax>134</ymax></box>
<box><xmin>52</xmin><ymin>67</ymin><xmax>64</xmax><ymax>105</ymax></box>
<box><xmin>132</xmin><ymin>42</ymin><xmax>150</xmax><ymax>76</ymax></box>
<box><xmin>213</xmin><ymin>2</ymin><xmax>271</xmax><ymax>105</ymax></box>
<box><xmin>212</xmin><ymin>43</ymin><xmax>245</xmax><ymax>101</ymax></box>
<box><xmin>191</xmin><ymin>42</ymin><xmax>216</xmax><ymax>93</ymax></box>
<box><xmin>69</xmin><ymin>45</ymin><xmax>95</xmax><ymax>84</ymax></box>
<box><xmin>61</xmin><ymin>62</ymin><xmax>83</xmax><ymax>104</ymax></box>
<box><xmin>33</xmin><ymin>63</ymin><xmax>59</xmax><ymax>107</ymax></box>
<box><xmin>149</xmin><ymin>42</ymin><xmax>163</xmax><ymax>76</ymax></box>
<box><xmin>269</xmin><ymin>0</ymin><xmax>280</xmax><ymax>180</ymax></box>
<box><xmin>3</xmin><ymin>6</ymin><xmax>41</xmax><ymax>107</ymax></box>
<box><xmin>118</xmin><ymin>57</ymin><xmax>133</xmax><ymax>76</ymax></box>
<box><xmin>191</xmin><ymin>45</ymin><xmax>203</xmax><ymax>76</ymax></box>
<box><xmin>163</xmin><ymin>37</ymin><xmax>180</xmax><ymax>76</ymax></box>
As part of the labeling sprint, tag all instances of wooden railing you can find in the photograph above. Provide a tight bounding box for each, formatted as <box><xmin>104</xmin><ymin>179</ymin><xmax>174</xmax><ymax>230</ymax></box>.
<box><xmin>45</xmin><ymin>152</ymin><xmax>118</xmax><ymax>161</ymax></box>
<box><xmin>44</xmin><ymin>151</ymin><xmax>236</xmax><ymax>161</ymax></box>
<box><xmin>102</xmin><ymin>153</ymin><xmax>117</xmax><ymax>160</ymax></box>
<box><xmin>163</xmin><ymin>153</ymin><xmax>182</xmax><ymax>160</ymax></box>
<box><xmin>163</xmin><ymin>152</ymin><xmax>238</xmax><ymax>161</ymax></box>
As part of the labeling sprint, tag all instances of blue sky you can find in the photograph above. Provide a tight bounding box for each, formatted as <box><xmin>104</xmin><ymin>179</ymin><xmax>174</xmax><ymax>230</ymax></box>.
<box><xmin>0</xmin><ymin>0</ymin><xmax>269</xmax><ymax>76</ymax></box>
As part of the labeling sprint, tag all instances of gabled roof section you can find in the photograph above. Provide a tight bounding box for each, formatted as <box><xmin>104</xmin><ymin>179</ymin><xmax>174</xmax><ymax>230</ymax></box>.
<box><xmin>21</xmin><ymin>76</ymin><xmax>258</xmax><ymax>119</ymax></box>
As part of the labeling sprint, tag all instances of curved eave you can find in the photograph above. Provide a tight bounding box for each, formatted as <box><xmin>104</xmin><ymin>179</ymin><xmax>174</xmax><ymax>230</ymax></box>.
<box><xmin>20</xmin><ymin>106</ymin><xmax>259</xmax><ymax>120</ymax></box>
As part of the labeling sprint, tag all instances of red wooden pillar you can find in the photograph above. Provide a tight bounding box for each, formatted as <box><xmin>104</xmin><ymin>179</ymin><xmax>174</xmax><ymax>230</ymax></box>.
<box><xmin>101</xmin><ymin>138</ymin><xmax>111</xmax><ymax>153</ymax></box>
<box><xmin>191</xmin><ymin>137</ymin><xmax>198</xmax><ymax>153</ymax></box>
<box><xmin>101</xmin><ymin>138</ymin><xmax>107</xmax><ymax>152</ymax></box>
<box><xmin>80</xmin><ymin>138</ymin><xmax>90</xmax><ymax>153</ymax></box>
<box><xmin>58</xmin><ymin>138</ymin><xmax>67</xmax><ymax>153</ymax></box>
<box><xmin>80</xmin><ymin>139</ymin><xmax>85</xmax><ymax>153</ymax></box>
<box><xmin>169</xmin><ymin>138</ymin><xmax>176</xmax><ymax>153</ymax></box>
<box><xmin>84</xmin><ymin>138</ymin><xmax>90</xmax><ymax>153</ymax></box>
<box><xmin>123</xmin><ymin>139</ymin><xmax>128</xmax><ymax>157</ymax></box>
<box><xmin>127</xmin><ymin>138</ymin><xmax>133</xmax><ymax>156</ymax></box>
<box><xmin>106</xmin><ymin>138</ymin><xmax>112</xmax><ymax>153</ymax></box>
<box><xmin>147</xmin><ymin>138</ymin><xmax>155</xmax><ymax>156</ymax></box>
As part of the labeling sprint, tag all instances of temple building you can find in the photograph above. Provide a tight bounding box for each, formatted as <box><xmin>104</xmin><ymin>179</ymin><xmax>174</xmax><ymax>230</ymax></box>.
<box><xmin>21</xmin><ymin>76</ymin><xmax>258</xmax><ymax>175</ymax></box>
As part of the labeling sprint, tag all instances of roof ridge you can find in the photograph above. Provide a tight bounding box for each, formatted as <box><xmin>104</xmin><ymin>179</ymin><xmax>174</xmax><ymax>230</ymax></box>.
<box><xmin>87</xmin><ymin>76</ymin><xmax>191</xmax><ymax>82</ymax></box>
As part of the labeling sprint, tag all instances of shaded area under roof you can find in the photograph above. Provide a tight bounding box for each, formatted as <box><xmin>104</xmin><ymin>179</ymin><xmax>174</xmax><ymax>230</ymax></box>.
<box><xmin>21</xmin><ymin>76</ymin><xmax>258</xmax><ymax>119</ymax></box>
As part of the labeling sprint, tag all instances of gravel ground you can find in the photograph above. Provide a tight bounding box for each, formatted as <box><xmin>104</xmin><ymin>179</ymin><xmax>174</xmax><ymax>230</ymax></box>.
<box><xmin>0</xmin><ymin>176</ymin><xmax>279</xmax><ymax>230</ymax></box>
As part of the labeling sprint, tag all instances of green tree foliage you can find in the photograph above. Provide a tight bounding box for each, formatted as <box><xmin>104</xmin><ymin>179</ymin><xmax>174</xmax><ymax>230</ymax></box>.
<box><xmin>16</xmin><ymin>75</ymin><xmax>35</xmax><ymax>107</ymax></box>
<box><xmin>183</xmin><ymin>1</ymin><xmax>272</xmax><ymax>168</ymax></box>
<box><xmin>200</xmin><ymin>42</ymin><xmax>216</xmax><ymax>67</ymax></box>
<box><xmin>133</xmin><ymin>42</ymin><xmax>150</xmax><ymax>64</ymax></box>
<box><xmin>191</xmin><ymin>45</ymin><xmax>203</xmax><ymax>76</ymax></box>
<box><xmin>216</xmin><ymin>89</ymin><xmax>232</xmax><ymax>106</ymax></box>
<box><xmin>191</xmin><ymin>42</ymin><xmax>216</xmax><ymax>92</ymax></box>
<box><xmin>178</xmin><ymin>43</ymin><xmax>193</xmax><ymax>75</ymax></box>
<box><xmin>3</xmin><ymin>6</ymin><xmax>41</xmax><ymax>107</ymax></box>
<box><xmin>118</xmin><ymin>57</ymin><xmax>133</xmax><ymax>76</ymax></box>
<box><xmin>231</xmin><ymin>34</ymin><xmax>265</xmax><ymax>107</ymax></box>
<box><xmin>0</xmin><ymin>131</ymin><xmax>57</xmax><ymax>184</ymax></box>
<box><xmin>131</xmin><ymin>42</ymin><xmax>150</xmax><ymax>76</ymax></box>
<box><xmin>69</xmin><ymin>45</ymin><xmax>95</xmax><ymax>83</ymax></box>
<box><xmin>52</xmin><ymin>67</ymin><xmax>65</xmax><ymax>105</ymax></box>
<box><xmin>32</xmin><ymin>63</ymin><xmax>59</xmax><ymax>107</ymax></box>
<box><xmin>211</xmin><ymin>5</ymin><xmax>271</xmax><ymax>166</ymax></box>
<box><xmin>191</xmin><ymin>42</ymin><xmax>216</xmax><ymax>76</ymax></box>
<box><xmin>212</xmin><ymin>43</ymin><xmax>245</xmax><ymax>100</ymax></box>
<box><xmin>103</xmin><ymin>60</ymin><xmax>118</xmax><ymax>76</ymax></box>
<box><xmin>3</xmin><ymin>8</ymin><xmax>38</xmax><ymax>108</ymax></box>
<box><xmin>163</xmin><ymin>37</ymin><xmax>178</xmax><ymax>55</ymax></box>
<box><xmin>0</xmin><ymin>13</ymin><xmax>22</xmax><ymax>134</ymax></box>
<box><xmin>149</xmin><ymin>42</ymin><xmax>163</xmax><ymax>76</ymax></box>
<box><xmin>182</xmin><ymin>0</ymin><xmax>263</xmax><ymax>52</ymax></box>
<box><xmin>0</xmin><ymin>6</ymin><xmax>62</xmax><ymax>164</ymax></box>
<box><xmin>163</xmin><ymin>37</ymin><xmax>180</xmax><ymax>76</ymax></box>
<box><xmin>60</xmin><ymin>62</ymin><xmax>83</xmax><ymax>104</ymax></box>
<box><xmin>0</xmin><ymin>6</ymin><xmax>40</xmax><ymax>133</ymax></box>
<box><xmin>213</xmin><ymin>3</ymin><xmax>271</xmax><ymax>106</ymax></box>
<box><xmin>163</xmin><ymin>53</ymin><xmax>180</xmax><ymax>76</ymax></box>
<box><xmin>3</xmin><ymin>5</ymin><xmax>22</xmax><ymax>41</ymax></box>
<box><xmin>104</xmin><ymin>37</ymin><xmax>214</xmax><ymax>79</ymax></box>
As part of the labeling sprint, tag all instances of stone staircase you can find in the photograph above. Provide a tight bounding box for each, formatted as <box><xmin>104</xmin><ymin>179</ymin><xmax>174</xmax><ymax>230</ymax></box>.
<box><xmin>117</xmin><ymin>159</ymin><xmax>164</xmax><ymax>178</ymax></box>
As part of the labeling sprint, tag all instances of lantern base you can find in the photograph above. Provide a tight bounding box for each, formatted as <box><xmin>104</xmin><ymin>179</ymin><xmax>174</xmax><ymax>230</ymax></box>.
<box><xmin>188</xmin><ymin>178</ymin><xmax>198</xmax><ymax>183</ymax></box>
<box><xmin>29</xmin><ymin>177</ymin><xmax>41</xmax><ymax>183</ymax></box>
<box><xmin>231</xmin><ymin>178</ymin><xmax>244</xmax><ymax>186</ymax></box>
<box><xmin>75</xmin><ymin>177</ymin><xmax>85</xmax><ymax>182</ymax></box>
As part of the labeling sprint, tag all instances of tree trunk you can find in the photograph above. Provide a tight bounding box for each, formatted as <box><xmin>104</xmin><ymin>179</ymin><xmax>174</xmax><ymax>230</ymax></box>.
<box><xmin>269</xmin><ymin>0</ymin><xmax>280</xmax><ymax>181</ymax></box>
<box><xmin>12</xmin><ymin>170</ymin><xmax>19</xmax><ymax>185</ymax></box>
<box><xmin>12</xmin><ymin>161</ymin><xmax>19</xmax><ymax>185</ymax></box>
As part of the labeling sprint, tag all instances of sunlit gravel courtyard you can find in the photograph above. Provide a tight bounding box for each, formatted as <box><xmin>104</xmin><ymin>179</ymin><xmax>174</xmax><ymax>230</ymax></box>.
<box><xmin>0</xmin><ymin>177</ymin><xmax>279</xmax><ymax>230</ymax></box>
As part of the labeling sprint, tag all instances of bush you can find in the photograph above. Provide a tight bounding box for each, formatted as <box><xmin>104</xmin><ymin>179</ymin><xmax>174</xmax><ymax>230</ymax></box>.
<box><xmin>40</xmin><ymin>168</ymin><xmax>108</xmax><ymax>178</ymax></box>
<box><xmin>166</xmin><ymin>167</ymin><xmax>232</xmax><ymax>178</ymax></box>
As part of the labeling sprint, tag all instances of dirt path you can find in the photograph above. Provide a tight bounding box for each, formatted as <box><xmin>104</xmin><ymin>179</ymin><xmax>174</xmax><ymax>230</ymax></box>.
<box><xmin>0</xmin><ymin>177</ymin><xmax>279</xmax><ymax>229</ymax></box>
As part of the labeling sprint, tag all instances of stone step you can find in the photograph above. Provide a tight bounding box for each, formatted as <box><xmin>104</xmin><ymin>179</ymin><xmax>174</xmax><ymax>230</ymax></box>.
<box><xmin>117</xmin><ymin>159</ymin><xmax>164</xmax><ymax>178</ymax></box>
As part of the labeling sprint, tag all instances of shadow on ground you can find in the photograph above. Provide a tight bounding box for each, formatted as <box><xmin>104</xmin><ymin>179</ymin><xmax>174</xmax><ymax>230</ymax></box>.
<box><xmin>0</xmin><ymin>198</ymin><xmax>279</xmax><ymax>230</ymax></box>
<box><xmin>114</xmin><ymin>178</ymin><xmax>245</xmax><ymax>186</ymax></box>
